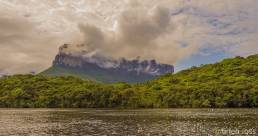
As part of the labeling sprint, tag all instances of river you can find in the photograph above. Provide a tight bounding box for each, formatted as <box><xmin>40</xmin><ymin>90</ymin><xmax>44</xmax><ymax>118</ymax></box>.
<box><xmin>0</xmin><ymin>109</ymin><xmax>257</xmax><ymax>136</ymax></box>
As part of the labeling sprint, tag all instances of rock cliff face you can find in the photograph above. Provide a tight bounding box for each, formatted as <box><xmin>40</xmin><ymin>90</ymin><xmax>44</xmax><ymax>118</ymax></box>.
<box><xmin>43</xmin><ymin>44</ymin><xmax>174</xmax><ymax>83</ymax></box>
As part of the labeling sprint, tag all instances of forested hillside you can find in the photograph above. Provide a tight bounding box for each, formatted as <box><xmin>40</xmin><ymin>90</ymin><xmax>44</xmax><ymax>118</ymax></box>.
<box><xmin>0</xmin><ymin>54</ymin><xmax>257</xmax><ymax>108</ymax></box>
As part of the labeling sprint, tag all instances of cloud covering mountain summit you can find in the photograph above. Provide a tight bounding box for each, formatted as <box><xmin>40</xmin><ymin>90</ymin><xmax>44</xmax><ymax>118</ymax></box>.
<box><xmin>0</xmin><ymin>0</ymin><xmax>258</xmax><ymax>74</ymax></box>
<box><xmin>72</xmin><ymin>5</ymin><xmax>176</xmax><ymax>64</ymax></box>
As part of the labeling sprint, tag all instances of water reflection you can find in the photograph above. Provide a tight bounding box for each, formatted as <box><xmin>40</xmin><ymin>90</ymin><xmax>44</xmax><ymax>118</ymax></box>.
<box><xmin>0</xmin><ymin>109</ymin><xmax>257</xmax><ymax>135</ymax></box>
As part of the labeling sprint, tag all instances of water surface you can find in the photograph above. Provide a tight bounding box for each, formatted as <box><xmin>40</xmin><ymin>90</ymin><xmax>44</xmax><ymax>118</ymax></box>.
<box><xmin>0</xmin><ymin>109</ymin><xmax>257</xmax><ymax>136</ymax></box>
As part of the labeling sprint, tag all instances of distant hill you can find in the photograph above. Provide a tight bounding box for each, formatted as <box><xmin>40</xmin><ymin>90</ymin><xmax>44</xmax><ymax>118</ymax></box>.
<box><xmin>154</xmin><ymin>54</ymin><xmax>258</xmax><ymax>85</ymax></box>
<box><xmin>42</xmin><ymin>44</ymin><xmax>174</xmax><ymax>83</ymax></box>
<box><xmin>0</xmin><ymin>54</ymin><xmax>257</xmax><ymax>108</ymax></box>
<box><xmin>144</xmin><ymin>54</ymin><xmax>258</xmax><ymax>107</ymax></box>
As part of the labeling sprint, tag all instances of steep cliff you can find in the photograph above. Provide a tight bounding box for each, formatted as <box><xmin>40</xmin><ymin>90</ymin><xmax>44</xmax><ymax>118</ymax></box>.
<box><xmin>42</xmin><ymin>44</ymin><xmax>174</xmax><ymax>83</ymax></box>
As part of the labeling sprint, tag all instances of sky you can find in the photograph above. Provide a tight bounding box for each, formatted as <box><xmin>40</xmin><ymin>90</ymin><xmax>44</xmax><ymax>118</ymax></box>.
<box><xmin>0</xmin><ymin>0</ymin><xmax>258</xmax><ymax>75</ymax></box>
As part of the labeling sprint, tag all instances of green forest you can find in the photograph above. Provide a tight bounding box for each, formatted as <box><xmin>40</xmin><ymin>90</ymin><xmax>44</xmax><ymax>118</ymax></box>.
<box><xmin>0</xmin><ymin>54</ymin><xmax>257</xmax><ymax>108</ymax></box>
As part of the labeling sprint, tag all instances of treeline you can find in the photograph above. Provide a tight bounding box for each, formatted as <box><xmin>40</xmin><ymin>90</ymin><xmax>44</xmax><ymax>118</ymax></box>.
<box><xmin>0</xmin><ymin>54</ymin><xmax>257</xmax><ymax>108</ymax></box>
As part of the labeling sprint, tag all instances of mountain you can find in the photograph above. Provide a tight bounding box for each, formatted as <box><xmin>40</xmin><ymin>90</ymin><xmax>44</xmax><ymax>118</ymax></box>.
<box><xmin>0</xmin><ymin>54</ymin><xmax>257</xmax><ymax>108</ymax></box>
<box><xmin>42</xmin><ymin>44</ymin><xmax>174</xmax><ymax>83</ymax></box>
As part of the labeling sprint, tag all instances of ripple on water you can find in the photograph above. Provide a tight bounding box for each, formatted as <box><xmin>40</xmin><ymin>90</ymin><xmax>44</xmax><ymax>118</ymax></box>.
<box><xmin>0</xmin><ymin>109</ymin><xmax>257</xmax><ymax>136</ymax></box>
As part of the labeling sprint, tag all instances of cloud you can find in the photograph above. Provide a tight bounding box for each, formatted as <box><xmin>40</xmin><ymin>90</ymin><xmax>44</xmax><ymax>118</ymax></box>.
<box><xmin>73</xmin><ymin>0</ymin><xmax>258</xmax><ymax>64</ymax></box>
<box><xmin>0</xmin><ymin>0</ymin><xmax>258</xmax><ymax>74</ymax></box>
<box><xmin>71</xmin><ymin>5</ymin><xmax>181</xmax><ymax>64</ymax></box>
<box><xmin>0</xmin><ymin>8</ymin><xmax>62</xmax><ymax>74</ymax></box>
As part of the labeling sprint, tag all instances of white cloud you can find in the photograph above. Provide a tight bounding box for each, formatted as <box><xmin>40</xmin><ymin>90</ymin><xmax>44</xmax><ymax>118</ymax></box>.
<box><xmin>0</xmin><ymin>0</ymin><xmax>257</xmax><ymax>74</ymax></box>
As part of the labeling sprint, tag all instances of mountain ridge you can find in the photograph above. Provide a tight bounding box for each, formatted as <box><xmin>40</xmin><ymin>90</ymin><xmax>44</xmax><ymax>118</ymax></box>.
<box><xmin>42</xmin><ymin>44</ymin><xmax>174</xmax><ymax>83</ymax></box>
